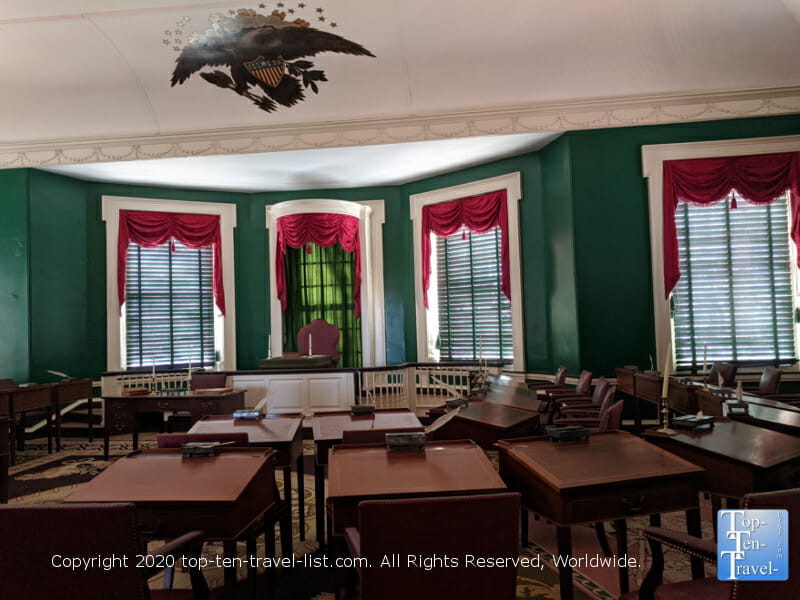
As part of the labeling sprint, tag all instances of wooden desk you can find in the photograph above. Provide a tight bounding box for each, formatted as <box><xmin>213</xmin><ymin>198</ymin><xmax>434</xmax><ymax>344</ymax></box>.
<box><xmin>53</xmin><ymin>379</ymin><xmax>93</xmax><ymax>450</ymax></box>
<box><xmin>189</xmin><ymin>413</ymin><xmax>306</xmax><ymax>540</ymax></box>
<box><xmin>0</xmin><ymin>414</ymin><xmax>8</xmax><ymax>503</ymax></box>
<box><xmin>8</xmin><ymin>384</ymin><xmax>56</xmax><ymax>458</ymax></box>
<box><xmin>312</xmin><ymin>409</ymin><xmax>423</xmax><ymax>550</ymax></box>
<box><xmin>642</xmin><ymin>419</ymin><xmax>800</xmax><ymax>499</ymax></box>
<box><xmin>67</xmin><ymin>447</ymin><xmax>276</xmax><ymax>599</ymax></box>
<box><xmin>103</xmin><ymin>389</ymin><xmax>245</xmax><ymax>460</ymax></box>
<box><xmin>428</xmin><ymin>401</ymin><xmax>540</xmax><ymax>449</ymax></box>
<box><xmin>498</xmin><ymin>431</ymin><xmax>704</xmax><ymax>600</ymax></box>
<box><xmin>482</xmin><ymin>385</ymin><xmax>547</xmax><ymax>414</ymax></box>
<box><xmin>726</xmin><ymin>402</ymin><xmax>800</xmax><ymax>436</ymax></box>
<box><xmin>327</xmin><ymin>440</ymin><xmax>508</xmax><ymax>536</ymax></box>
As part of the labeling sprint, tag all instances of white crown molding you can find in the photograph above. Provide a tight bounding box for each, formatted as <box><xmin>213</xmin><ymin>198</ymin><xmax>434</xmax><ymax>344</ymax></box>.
<box><xmin>3</xmin><ymin>86</ymin><xmax>800</xmax><ymax>169</ymax></box>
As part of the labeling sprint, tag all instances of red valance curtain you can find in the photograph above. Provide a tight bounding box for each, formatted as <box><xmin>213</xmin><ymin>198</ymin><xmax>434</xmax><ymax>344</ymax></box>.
<box><xmin>421</xmin><ymin>190</ymin><xmax>510</xmax><ymax>308</ymax></box>
<box><xmin>663</xmin><ymin>152</ymin><xmax>800</xmax><ymax>297</ymax></box>
<box><xmin>118</xmin><ymin>210</ymin><xmax>225</xmax><ymax>314</ymax></box>
<box><xmin>275</xmin><ymin>212</ymin><xmax>362</xmax><ymax>317</ymax></box>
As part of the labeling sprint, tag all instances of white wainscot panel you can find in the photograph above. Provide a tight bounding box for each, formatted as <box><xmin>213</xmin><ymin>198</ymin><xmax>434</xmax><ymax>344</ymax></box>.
<box><xmin>231</xmin><ymin>375</ymin><xmax>269</xmax><ymax>410</ymax></box>
<box><xmin>267</xmin><ymin>377</ymin><xmax>306</xmax><ymax>413</ymax></box>
<box><xmin>307</xmin><ymin>374</ymin><xmax>350</xmax><ymax>411</ymax></box>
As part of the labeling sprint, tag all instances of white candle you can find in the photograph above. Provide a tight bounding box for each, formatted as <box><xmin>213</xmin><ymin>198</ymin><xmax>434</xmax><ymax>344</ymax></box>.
<box><xmin>662</xmin><ymin>343</ymin><xmax>671</xmax><ymax>398</ymax></box>
<box><xmin>702</xmin><ymin>344</ymin><xmax>707</xmax><ymax>378</ymax></box>
<box><xmin>308</xmin><ymin>333</ymin><xmax>312</xmax><ymax>356</ymax></box>
<box><xmin>737</xmin><ymin>380</ymin><xmax>743</xmax><ymax>402</ymax></box>
<box><xmin>479</xmin><ymin>337</ymin><xmax>483</xmax><ymax>363</ymax></box>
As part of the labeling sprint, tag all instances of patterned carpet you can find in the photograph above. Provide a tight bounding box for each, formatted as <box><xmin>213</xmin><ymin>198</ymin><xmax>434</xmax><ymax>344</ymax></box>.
<box><xmin>8</xmin><ymin>434</ymin><xmax>711</xmax><ymax>599</ymax></box>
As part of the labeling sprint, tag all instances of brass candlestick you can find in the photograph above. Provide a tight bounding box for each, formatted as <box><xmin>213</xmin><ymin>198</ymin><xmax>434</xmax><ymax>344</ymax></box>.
<box><xmin>658</xmin><ymin>396</ymin><xmax>676</xmax><ymax>434</ymax></box>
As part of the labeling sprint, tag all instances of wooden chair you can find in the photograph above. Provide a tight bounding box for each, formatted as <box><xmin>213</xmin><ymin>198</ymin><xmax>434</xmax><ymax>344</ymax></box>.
<box><xmin>546</xmin><ymin>369</ymin><xmax>593</xmax><ymax>400</ymax></box>
<box><xmin>553</xmin><ymin>387</ymin><xmax>619</xmax><ymax>431</ymax></box>
<box><xmin>298</xmin><ymin>318</ymin><xmax>340</xmax><ymax>366</ymax></box>
<box><xmin>621</xmin><ymin>487</ymin><xmax>799</xmax><ymax>600</ymax></box>
<box><xmin>709</xmin><ymin>363</ymin><xmax>737</xmax><ymax>387</ymax></box>
<box><xmin>345</xmin><ymin>492</ymin><xmax>521</xmax><ymax>600</ymax></box>
<box><xmin>527</xmin><ymin>366</ymin><xmax>567</xmax><ymax>391</ymax></box>
<box><xmin>553</xmin><ymin>378</ymin><xmax>610</xmax><ymax>416</ymax></box>
<box><xmin>743</xmin><ymin>366</ymin><xmax>782</xmax><ymax>396</ymax></box>
<box><xmin>0</xmin><ymin>502</ymin><xmax>208</xmax><ymax>600</ymax></box>
<box><xmin>190</xmin><ymin>373</ymin><xmax>228</xmax><ymax>390</ymax></box>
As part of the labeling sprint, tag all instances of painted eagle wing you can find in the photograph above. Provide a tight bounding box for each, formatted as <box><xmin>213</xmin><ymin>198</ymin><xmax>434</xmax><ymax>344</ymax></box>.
<box><xmin>171</xmin><ymin>29</ymin><xmax>248</xmax><ymax>86</ymax></box>
<box><xmin>271</xmin><ymin>26</ymin><xmax>374</xmax><ymax>60</ymax></box>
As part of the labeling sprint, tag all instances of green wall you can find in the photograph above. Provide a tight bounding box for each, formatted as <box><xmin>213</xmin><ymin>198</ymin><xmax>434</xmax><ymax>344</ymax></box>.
<box><xmin>0</xmin><ymin>169</ymin><xmax>30</xmax><ymax>383</ymax></box>
<box><xmin>567</xmin><ymin>114</ymin><xmax>800</xmax><ymax>375</ymax></box>
<box><xmin>8</xmin><ymin>113</ymin><xmax>800</xmax><ymax>383</ymax></box>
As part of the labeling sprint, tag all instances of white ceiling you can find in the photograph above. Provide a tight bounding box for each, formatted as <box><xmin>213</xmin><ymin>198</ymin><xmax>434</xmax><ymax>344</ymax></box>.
<box><xmin>3</xmin><ymin>0</ymin><xmax>800</xmax><ymax>189</ymax></box>
<box><xmin>41</xmin><ymin>132</ymin><xmax>559</xmax><ymax>191</ymax></box>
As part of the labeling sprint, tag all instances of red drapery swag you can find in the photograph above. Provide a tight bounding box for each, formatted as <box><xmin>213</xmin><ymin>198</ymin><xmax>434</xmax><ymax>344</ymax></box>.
<box><xmin>663</xmin><ymin>152</ymin><xmax>800</xmax><ymax>298</ymax></box>
<box><xmin>118</xmin><ymin>210</ymin><xmax>225</xmax><ymax>315</ymax></box>
<box><xmin>275</xmin><ymin>212</ymin><xmax>362</xmax><ymax>318</ymax></box>
<box><xmin>421</xmin><ymin>190</ymin><xmax>510</xmax><ymax>309</ymax></box>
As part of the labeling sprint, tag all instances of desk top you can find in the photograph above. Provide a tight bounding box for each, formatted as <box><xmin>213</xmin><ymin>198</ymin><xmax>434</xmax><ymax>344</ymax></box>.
<box><xmin>455</xmin><ymin>400</ymin><xmax>540</xmax><ymax>429</ymax></box>
<box><xmin>104</xmin><ymin>389</ymin><xmax>244</xmax><ymax>400</ymax></box>
<box><xmin>312</xmin><ymin>409</ymin><xmax>423</xmax><ymax>442</ymax></box>
<box><xmin>328</xmin><ymin>440</ymin><xmax>506</xmax><ymax>500</ymax></box>
<box><xmin>482</xmin><ymin>388</ymin><xmax>545</xmax><ymax>414</ymax></box>
<box><xmin>66</xmin><ymin>448</ymin><xmax>274</xmax><ymax>503</ymax></box>
<box><xmin>498</xmin><ymin>431</ymin><xmax>703</xmax><ymax>492</ymax></box>
<box><xmin>642</xmin><ymin>419</ymin><xmax>800</xmax><ymax>469</ymax></box>
<box><xmin>189</xmin><ymin>414</ymin><xmax>302</xmax><ymax>444</ymax></box>
<box><xmin>728</xmin><ymin>402</ymin><xmax>800</xmax><ymax>435</ymax></box>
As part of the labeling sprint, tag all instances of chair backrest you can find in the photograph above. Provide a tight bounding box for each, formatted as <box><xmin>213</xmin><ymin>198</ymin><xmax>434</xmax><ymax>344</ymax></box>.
<box><xmin>597</xmin><ymin>397</ymin><xmax>623</xmax><ymax>432</ymax></box>
<box><xmin>342</xmin><ymin>427</ymin><xmax>425</xmax><ymax>445</ymax></box>
<box><xmin>553</xmin><ymin>366</ymin><xmax>567</xmax><ymax>386</ymax></box>
<box><xmin>733</xmin><ymin>487</ymin><xmax>799</xmax><ymax>600</ymax></box>
<box><xmin>156</xmin><ymin>432</ymin><xmax>250</xmax><ymax>448</ymax></box>
<box><xmin>575</xmin><ymin>369</ymin><xmax>592</xmax><ymax>395</ymax></box>
<box><xmin>709</xmin><ymin>363</ymin><xmax>737</xmax><ymax>387</ymax></box>
<box><xmin>356</xmin><ymin>492</ymin><xmax>520</xmax><ymax>600</ymax></box>
<box><xmin>590</xmin><ymin>378</ymin><xmax>610</xmax><ymax>407</ymax></box>
<box><xmin>191</xmin><ymin>372</ymin><xmax>228</xmax><ymax>390</ymax></box>
<box><xmin>0</xmin><ymin>503</ymin><xmax>150</xmax><ymax>599</ymax></box>
<box><xmin>758</xmin><ymin>366</ymin><xmax>782</xmax><ymax>395</ymax></box>
<box><xmin>298</xmin><ymin>319</ymin><xmax>340</xmax><ymax>364</ymax></box>
<box><xmin>0</xmin><ymin>378</ymin><xmax>14</xmax><ymax>391</ymax></box>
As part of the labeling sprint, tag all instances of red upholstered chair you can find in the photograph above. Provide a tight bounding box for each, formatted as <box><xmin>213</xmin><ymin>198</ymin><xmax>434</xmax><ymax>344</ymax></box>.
<box><xmin>156</xmin><ymin>432</ymin><xmax>250</xmax><ymax>448</ymax></box>
<box><xmin>190</xmin><ymin>373</ymin><xmax>228</xmax><ymax>390</ymax></box>
<box><xmin>621</xmin><ymin>487</ymin><xmax>799</xmax><ymax>600</ymax></box>
<box><xmin>345</xmin><ymin>492</ymin><xmax>520</xmax><ymax>600</ymax></box>
<box><xmin>0</xmin><ymin>502</ymin><xmax>208</xmax><ymax>600</ymax></box>
<box><xmin>553</xmin><ymin>387</ymin><xmax>618</xmax><ymax>431</ymax></box>
<box><xmin>546</xmin><ymin>369</ymin><xmax>593</xmax><ymax>400</ymax></box>
<box><xmin>527</xmin><ymin>366</ymin><xmax>567</xmax><ymax>391</ymax></box>
<box><xmin>708</xmin><ymin>363</ymin><xmax>737</xmax><ymax>387</ymax></box>
<box><xmin>298</xmin><ymin>318</ymin><xmax>341</xmax><ymax>366</ymax></box>
<box><xmin>554</xmin><ymin>378</ymin><xmax>610</xmax><ymax>415</ymax></box>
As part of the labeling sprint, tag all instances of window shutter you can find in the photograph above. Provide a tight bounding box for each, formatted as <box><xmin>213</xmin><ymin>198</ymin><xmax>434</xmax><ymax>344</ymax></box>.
<box><xmin>125</xmin><ymin>240</ymin><xmax>215</xmax><ymax>368</ymax></box>
<box><xmin>435</xmin><ymin>227</ymin><xmax>513</xmax><ymax>362</ymax></box>
<box><xmin>673</xmin><ymin>193</ymin><xmax>796</xmax><ymax>369</ymax></box>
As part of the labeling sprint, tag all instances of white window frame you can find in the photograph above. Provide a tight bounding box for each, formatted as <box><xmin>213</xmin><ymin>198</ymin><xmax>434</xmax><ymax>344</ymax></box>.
<box><xmin>102</xmin><ymin>196</ymin><xmax>237</xmax><ymax>371</ymax></box>
<box><xmin>409</xmin><ymin>172</ymin><xmax>525</xmax><ymax>372</ymax></box>
<box><xmin>642</xmin><ymin>134</ymin><xmax>800</xmax><ymax>372</ymax></box>
<box><xmin>265</xmin><ymin>199</ymin><xmax>386</xmax><ymax>367</ymax></box>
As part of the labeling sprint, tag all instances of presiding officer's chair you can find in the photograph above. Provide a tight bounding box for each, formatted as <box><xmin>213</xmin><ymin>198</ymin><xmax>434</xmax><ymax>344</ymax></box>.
<box><xmin>344</xmin><ymin>492</ymin><xmax>521</xmax><ymax>600</ymax></box>
<box><xmin>0</xmin><ymin>502</ymin><xmax>208</xmax><ymax>600</ymax></box>
<box><xmin>298</xmin><ymin>318</ymin><xmax>341</xmax><ymax>366</ymax></box>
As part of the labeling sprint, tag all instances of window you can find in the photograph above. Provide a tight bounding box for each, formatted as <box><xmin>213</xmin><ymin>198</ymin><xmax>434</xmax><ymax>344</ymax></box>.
<box><xmin>282</xmin><ymin>243</ymin><xmax>362</xmax><ymax>367</ymax></box>
<box><xmin>431</xmin><ymin>228</ymin><xmax>513</xmax><ymax>362</ymax></box>
<box><xmin>410</xmin><ymin>173</ymin><xmax>525</xmax><ymax>371</ymax></box>
<box><xmin>103</xmin><ymin>196</ymin><xmax>237</xmax><ymax>372</ymax></box>
<box><xmin>672</xmin><ymin>192</ymin><xmax>797</xmax><ymax>368</ymax></box>
<box><xmin>124</xmin><ymin>240</ymin><xmax>216</xmax><ymax>368</ymax></box>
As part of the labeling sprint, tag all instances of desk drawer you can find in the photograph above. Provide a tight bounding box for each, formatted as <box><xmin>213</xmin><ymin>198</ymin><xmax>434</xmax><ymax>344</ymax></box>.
<box><xmin>564</xmin><ymin>482</ymin><xmax>698</xmax><ymax>523</ymax></box>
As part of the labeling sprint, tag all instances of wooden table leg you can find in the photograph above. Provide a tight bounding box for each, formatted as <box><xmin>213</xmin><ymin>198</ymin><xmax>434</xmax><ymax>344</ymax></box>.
<box><xmin>521</xmin><ymin>507</ymin><xmax>529</xmax><ymax>547</ymax></box>
<box><xmin>685</xmin><ymin>507</ymin><xmax>705</xmax><ymax>579</ymax></box>
<box><xmin>315</xmin><ymin>460</ymin><xmax>326</xmax><ymax>552</ymax></box>
<box><xmin>556</xmin><ymin>525</ymin><xmax>573</xmax><ymax>600</ymax></box>
<box><xmin>247</xmin><ymin>531</ymin><xmax>258</xmax><ymax>598</ymax></box>
<box><xmin>297</xmin><ymin>452</ymin><xmax>305</xmax><ymax>541</ymax></box>
<box><xmin>223</xmin><ymin>539</ymin><xmax>237</xmax><ymax>600</ymax></box>
<box><xmin>614</xmin><ymin>519</ymin><xmax>629</xmax><ymax>595</ymax></box>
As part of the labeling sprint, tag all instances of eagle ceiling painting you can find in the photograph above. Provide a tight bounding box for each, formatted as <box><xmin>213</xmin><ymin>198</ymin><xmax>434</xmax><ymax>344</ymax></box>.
<box><xmin>170</xmin><ymin>4</ymin><xmax>375</xmax><ymax>113</ymax></box>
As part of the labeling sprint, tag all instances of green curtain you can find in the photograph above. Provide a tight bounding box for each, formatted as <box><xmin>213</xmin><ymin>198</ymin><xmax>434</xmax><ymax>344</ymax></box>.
<box><xmin>282</xmin><ymin>242</ymin><xmax>362</xmax><ymax>367</ymax></box>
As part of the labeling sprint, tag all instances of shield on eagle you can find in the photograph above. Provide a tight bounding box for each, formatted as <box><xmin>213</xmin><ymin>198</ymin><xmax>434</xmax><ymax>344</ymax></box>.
<box><xmin>243</xmin><ymin>56</ymin><xmax>285</xmax><ymax>87</ymax></box>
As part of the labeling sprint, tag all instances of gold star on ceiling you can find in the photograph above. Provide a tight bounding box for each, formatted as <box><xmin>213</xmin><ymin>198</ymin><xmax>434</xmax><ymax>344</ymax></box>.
<box><xmin>318</xmin><ymin>15</ymin><xmax>325</xmax><ymax>22</ymax></box>
<box><xmin>316</xmin><ymin>7</ymin><xmax>324</xmax><ymax>13</ymax></box>
<box><xmin>330</xmin><ymin>22</ymin><xmax>337</xmax><ymax>28</ymax></box>
<box><xmin>277</xmin><ymin>2</ymin><xmax>285</xmax><ymax>7</ymax></box>
<box><xmin>259</xmin><ymin>3</ymin><xmax>265</xmax><ymax>7</ymax></box>
<box><xmin>298</xmin><ymin>2</ymin><xmax>306</xmax><ymax>8</ymax></box>
<box><xmin>288</xmin><ymin>8</ymin><xmax>295</xmax><ymax>14</ymax></box>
